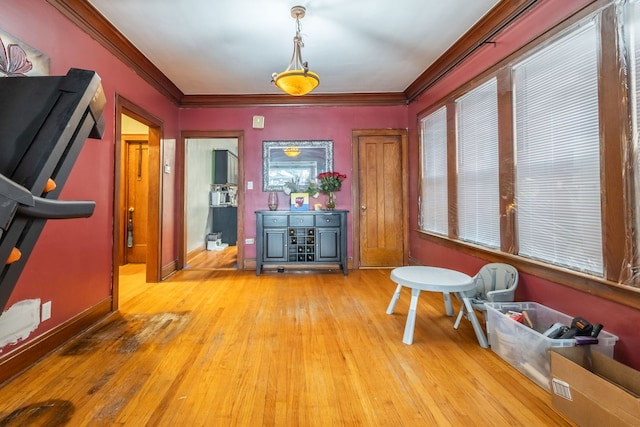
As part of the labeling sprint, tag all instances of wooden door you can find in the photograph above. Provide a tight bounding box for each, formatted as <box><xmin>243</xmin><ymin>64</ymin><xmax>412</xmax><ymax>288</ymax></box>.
<box><xmin>125</xmin><ymin>140</ymin><xmax>149</xmax><ymax>263</ymax></box>
<box><xmin>355</xmin><ymin>131</ymin><xmax>406</xmax><ymax>267</ymax></box>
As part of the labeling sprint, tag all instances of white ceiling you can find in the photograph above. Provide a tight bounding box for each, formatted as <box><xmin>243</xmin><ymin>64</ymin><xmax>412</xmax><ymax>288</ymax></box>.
<box><xmin>87</xmin><ymin>0</ymin><xmax>500</xmax><ymax>96</ymax></box>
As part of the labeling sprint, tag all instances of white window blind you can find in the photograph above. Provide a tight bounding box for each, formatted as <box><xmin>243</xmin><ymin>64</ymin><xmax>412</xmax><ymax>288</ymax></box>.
<box><xmin>632</xmin><ymin>0</ymin><xmax>640</xmax><ymax>123</ymax></box>
<box><xmin>630</xmin><ymin>1</ymin><xmax>640</xmax><ymax>258</ymax></box>
<box><xmin>456</xmin><ymin>77</ymin><xmax>500</xmax><ymax>248</ymax></box>
<box><xmin>513</xmin><ymin>21</ymin><xmax>602</xmax><ymax>275</ymax></box>
<box><xmin>420</xmin><ymin>106</ymin><xmax>448</xmax><ymax>235</ymax></box>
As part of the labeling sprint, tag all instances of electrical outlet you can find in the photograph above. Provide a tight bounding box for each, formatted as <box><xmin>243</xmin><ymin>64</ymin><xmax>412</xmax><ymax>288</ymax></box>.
<box><xmin>245</xmin><ymin>238</ymin><xmax>255</xmax><ymax>244</ymax></box>
<box><xmin>41</xmin><ymin>301</ymin><xmax>52</xmax><ymax>321</ymax></box>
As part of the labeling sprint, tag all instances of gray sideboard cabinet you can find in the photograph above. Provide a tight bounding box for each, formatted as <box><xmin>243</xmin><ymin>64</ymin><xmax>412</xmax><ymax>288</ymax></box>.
<box><xmin>255</xmin><ymin>210</ymin><xmax>348</xmax><ymax>275</ymax></box>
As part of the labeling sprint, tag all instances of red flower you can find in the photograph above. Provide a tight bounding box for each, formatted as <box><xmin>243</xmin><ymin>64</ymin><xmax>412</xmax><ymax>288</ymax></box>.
<box><xmin>317</xmin><ymin>171</ymin><xmax>347</xmax><ymax>194</ymax></box>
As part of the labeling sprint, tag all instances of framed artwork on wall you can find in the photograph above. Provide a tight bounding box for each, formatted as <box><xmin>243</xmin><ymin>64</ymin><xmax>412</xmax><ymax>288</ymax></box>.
<box><xmin>0</xmin><ymin>29</ymin><xmax>50</xmax><ymax>77</ymax></box>
<box><xmin>262</xmin><ymin>140</ymin><xmax>333</xmax><ymax>192</ymax></box>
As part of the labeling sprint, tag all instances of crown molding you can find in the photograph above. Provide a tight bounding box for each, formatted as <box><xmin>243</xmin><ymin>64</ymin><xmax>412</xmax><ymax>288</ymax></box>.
<box><xmin>47</xmin><ymin>0</ymin><xmax>184</xmax><ymax>104</ymax></box>
<box><xmin>180</xmin><ymin>92</ymin><xmax>408</xmax><ymax>108</ymax></box>
<box><xmin>404</xmin><ymin>0</ymin><xmax>541</xmax><ymax>101</ymax></box>
<box><xmin>47</xmin><ymin>0</ymin><xmax>551</xmax><ymax>107</ymax></box>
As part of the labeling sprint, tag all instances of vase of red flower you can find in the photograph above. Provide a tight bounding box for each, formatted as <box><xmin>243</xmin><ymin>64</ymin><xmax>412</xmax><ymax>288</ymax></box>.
<box><xmin>317</xmin><ymin>171</ymin><xmax>346</xmax><ymax>210</ymax></box>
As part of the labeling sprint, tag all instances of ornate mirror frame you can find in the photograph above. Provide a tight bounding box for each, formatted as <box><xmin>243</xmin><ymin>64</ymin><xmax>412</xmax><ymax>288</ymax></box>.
<box><xmin>262</xmin><ymin>140</ymin><xmax>333</xmax><ymax>191</ymax></box>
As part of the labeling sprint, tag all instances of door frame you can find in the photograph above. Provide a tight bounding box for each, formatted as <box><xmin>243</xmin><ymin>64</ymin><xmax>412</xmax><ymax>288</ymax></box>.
<box><xmin>177</xmin><ymin>130</ymin><xmax>245</xmax><ymax>270</ymax></box>
<box><xmin>350</xmin><ymin>129</ymin><xmax>409</xmax><ymax>269</ymax></box>
<box><xmin>113</xmin><ymin>95</ymin><xmax>163</xmax><ymax>309</ymax></box>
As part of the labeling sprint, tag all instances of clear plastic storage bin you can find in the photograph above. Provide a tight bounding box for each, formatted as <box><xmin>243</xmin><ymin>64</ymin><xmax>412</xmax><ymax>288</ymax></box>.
<box><xmin>485</xmin><ymin>302</ymin><xmax>618</xmax><ymax>391</ymax></box>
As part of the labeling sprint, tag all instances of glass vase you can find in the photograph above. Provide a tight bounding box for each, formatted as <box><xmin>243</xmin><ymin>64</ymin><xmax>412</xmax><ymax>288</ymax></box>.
<box><xmin>267</xmin><ymin>191</ymin><xmax>278</xmax><ymax>211</ymax></box>
<box><xmin>325</xmin><ymin>192</ymin><xmax>336</xmax><ymax>210</ymax></box>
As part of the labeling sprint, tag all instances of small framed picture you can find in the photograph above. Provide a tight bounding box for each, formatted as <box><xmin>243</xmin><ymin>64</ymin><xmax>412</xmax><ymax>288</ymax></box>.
<box><xmin>290</xmin><ymin>193</ymin><xmax>309</xmax><ymax>210</ymax></box>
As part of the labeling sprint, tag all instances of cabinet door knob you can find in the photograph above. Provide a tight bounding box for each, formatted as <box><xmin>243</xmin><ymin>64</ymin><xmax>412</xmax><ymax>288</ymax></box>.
<box><xmin>361</xmin><ymin>205</ymin><xmax>367</xmax><ymax>211</ymax></box>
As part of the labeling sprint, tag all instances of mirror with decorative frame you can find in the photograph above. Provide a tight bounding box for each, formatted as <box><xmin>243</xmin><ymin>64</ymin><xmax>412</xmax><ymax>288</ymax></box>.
<box><xmin>262</xmin><ymin>140</ymin><xmax>333</xmax><ymax>191</ymax></box>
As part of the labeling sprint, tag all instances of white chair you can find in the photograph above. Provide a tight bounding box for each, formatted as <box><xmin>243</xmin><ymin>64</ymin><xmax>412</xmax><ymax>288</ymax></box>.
<box><xmin>453</xmin><ymin>263</ymin><xmax>519</xmax><ymax>344</ymax></box>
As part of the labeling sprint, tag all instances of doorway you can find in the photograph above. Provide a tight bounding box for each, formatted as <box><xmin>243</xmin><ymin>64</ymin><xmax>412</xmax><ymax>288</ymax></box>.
<box><xmin>178</xmin><ymin>131</ymin><xmax>244</xmax><ymax>271</ymax></box>
<box><xmin>351</xmin><ymin>129</ymin><xmax>408</xmax><ymax>268</ymax></box>
<box><xmin>123</xmin><ymin>134</ymin><xmax>149</xmax><ymax>264</ymax></box>
<box><xmin>113</xmin><ymin>96</ymin><xmax>164</xmax><ymax>310</ymax></box>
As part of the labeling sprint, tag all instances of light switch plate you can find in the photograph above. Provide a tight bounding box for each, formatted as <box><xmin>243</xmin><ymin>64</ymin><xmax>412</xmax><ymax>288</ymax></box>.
<box><xmin>41</xmin><ymin>301</ymin><xmax>52</xmax><ymax>321</ymax></box>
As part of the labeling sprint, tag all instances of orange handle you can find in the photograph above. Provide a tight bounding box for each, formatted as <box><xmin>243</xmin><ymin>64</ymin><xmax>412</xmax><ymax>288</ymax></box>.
<box><xmin>44</xmin><ymin>178</ymin><xmax>56</xmax><ymax>193</ymax></box>
<box><xmin>6</xmin><ymin>247</ymin><xmax>21</xmax><ymax>264</ymax></box>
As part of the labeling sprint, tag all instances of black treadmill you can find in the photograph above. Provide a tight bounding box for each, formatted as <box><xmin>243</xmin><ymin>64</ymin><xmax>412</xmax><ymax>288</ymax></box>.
<box><xmin>0</xmin><ymin>68</ymin><xmax>106</xmax><ymax>312</ymax></box>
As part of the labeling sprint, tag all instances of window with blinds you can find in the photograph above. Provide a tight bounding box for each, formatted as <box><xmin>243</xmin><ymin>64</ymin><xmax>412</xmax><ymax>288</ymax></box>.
<box><xmin>456</xmin><ymin>77</ymin><xmax>500</xmax><ymax>248</ymax></box>
<box><xmin>419</xmin><ymin>106</ymin><xmax>448</xmax><ymax>235</ymax></box>
<box><xmin>513</xmin><ymin>21</ymin><xmax>602</xmax><ymax>275</ymax></box>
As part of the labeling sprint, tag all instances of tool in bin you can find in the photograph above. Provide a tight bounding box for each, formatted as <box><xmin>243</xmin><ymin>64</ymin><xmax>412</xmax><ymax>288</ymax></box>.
<box><xmin>543</xmin><ymin>316</ymin><xmax>604</xmax><ymax>342</ymax></box>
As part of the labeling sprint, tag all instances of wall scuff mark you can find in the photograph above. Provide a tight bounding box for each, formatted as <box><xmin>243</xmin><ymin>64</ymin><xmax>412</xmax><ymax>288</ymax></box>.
<box><xmin>0</xmin><ymin>299</ymin><xmax>41</xmax><ymax>351</ymax></box>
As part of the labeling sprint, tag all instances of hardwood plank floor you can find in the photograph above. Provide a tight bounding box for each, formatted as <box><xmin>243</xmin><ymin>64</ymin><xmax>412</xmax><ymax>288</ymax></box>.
<box><xmin>0</xmin><ymin>265</ymin><xmax>575</xmax><ymax>426</ymax></box>
<box><xmin>187</xmin><ymin>245</ymin><xmax>238</xmax><ymax>270</ymax></box>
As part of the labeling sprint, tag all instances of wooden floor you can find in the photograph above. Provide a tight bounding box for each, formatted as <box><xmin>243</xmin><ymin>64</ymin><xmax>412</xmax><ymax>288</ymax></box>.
<box><xmin>187</xmin><ymin>245</ymin><xmax>238</xmax><ymax>270</ymax></box>
<box><xmin>0</xmin><ymin>266</ymin><xmax>574</xmax><ymax>426</ymax></box>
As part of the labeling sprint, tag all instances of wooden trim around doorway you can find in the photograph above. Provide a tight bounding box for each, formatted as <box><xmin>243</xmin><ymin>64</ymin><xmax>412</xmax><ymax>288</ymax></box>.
<box><xmin>114</xmin><ymin>95</ymin><xmax>164</xmax><ymax>309</ymax></box>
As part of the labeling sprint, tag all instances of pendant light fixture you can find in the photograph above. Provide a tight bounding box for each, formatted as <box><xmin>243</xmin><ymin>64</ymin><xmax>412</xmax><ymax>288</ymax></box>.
<box><xmin>272</xmin><ymin>6</ymin><xmax>320</xmax><ymax>96</ymax></box>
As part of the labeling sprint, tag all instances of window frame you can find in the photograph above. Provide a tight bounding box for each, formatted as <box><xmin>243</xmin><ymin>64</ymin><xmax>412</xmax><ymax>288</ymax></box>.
<box><xmin>512</xmin><ymin>18</ymin><xmax>603</xmax><ymax>276</ymax></box>
<box><xmin>416</xmin><ymin>0</ymin><xmax>639</xmax><ymax>309</ymax></box>
<box><xmin>455</xmin><ymin>76</ymin><xmax>501</xmax><ymax>249</ymax></box>
<box><xmin>418</xmin><ymin>106</ymin><xmax>450</xmax><ymax>236</ymax></box>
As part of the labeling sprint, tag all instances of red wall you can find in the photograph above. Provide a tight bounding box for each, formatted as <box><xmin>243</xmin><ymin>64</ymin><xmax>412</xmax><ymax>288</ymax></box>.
<box><xmin>407</xmin><ymin>0</ymin><xmax>640</xmax><ymax>369</ymax></box>
<box><xmin>1</xmin><ymin>1</ymin><xmax>180</xmax><ymax>353</ymax></box>
<box><xmin>179</xmin><ymin>105</ymin><xmax>408</xmax><ymax>259</ymax></box>
<box><xmin>2</xmin><ymin>0</ymin><xmax>639</xmax><ymax>372</ymax></box>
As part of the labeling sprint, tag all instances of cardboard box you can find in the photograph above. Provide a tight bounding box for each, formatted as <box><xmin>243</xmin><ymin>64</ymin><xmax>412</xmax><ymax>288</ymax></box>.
<box><xmin>290</xmin><ymin>193</ymin><xmax>309</xmax><ymax>210</ymax></box>
<box><xmin>550</xmin><ymin>347</ymin><xmax>640</xmax><ymax>427</ymax></box>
